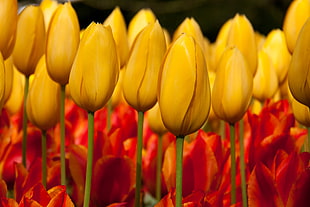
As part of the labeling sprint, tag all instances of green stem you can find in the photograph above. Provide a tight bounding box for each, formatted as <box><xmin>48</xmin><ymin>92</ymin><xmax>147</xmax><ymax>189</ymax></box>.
<box><xmin>135</xmin><ymin>111</ymin><xmax>144</xmax><ymax>207</ymax></box>
<box><xmin>41</xmin><ymin>130</ymin><xmax>47</xmax><ymax>189</ymax></box>
<box><xmin>107</xmin><ymin>99</ymin><xmax>112</xmax><ymax>131</ymax></box>
<box><xmin>239</xmin><ymin>120</ymin><xmax>247</xmax><ymax>207</ymax></box>
<box><xmin>230</xmin><ymin>123</ymin><xmax>236</xmax><ymax>204</ymax></box>
<box><xmin>156</xmin><ymin>135</ymin><xmax>163</xmax><ymax>201</ymax></box>
<box><xmin>22</xmin><ymin>76</ymin><xmax>29</xmax><ymax>168</ymax></box>
<box><xmin>60</xmin><ymin>85</ymin><xmax>66</xmax><ymax>186</ymax></box>
<box><xmin>83</xmin><ymin>111</ymin><xmax>94</xmax><ymax>207</ymax></box>
<box><xmin>176</xmin><ymin>135</ymin><xmax>184</xmax><ymax>207</ymax></box>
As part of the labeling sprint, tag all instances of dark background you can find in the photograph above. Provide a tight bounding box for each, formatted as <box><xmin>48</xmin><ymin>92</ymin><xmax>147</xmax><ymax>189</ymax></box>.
<box><xmin>18</xmin><ymin>0</ymin><xmax>292</xmax><ymax>42</ymax></box>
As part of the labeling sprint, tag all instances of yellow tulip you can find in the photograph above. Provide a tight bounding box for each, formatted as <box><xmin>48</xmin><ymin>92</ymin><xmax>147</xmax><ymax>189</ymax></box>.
<box><xmin>0</xmin><ymin>0</ymin><xmax>17</xmax><ymax>59</ymax></box>
<box><xmin>26</xmin><ymin>55</ymin><xmax>60</xmax><ymax>131</ymax></box>
<box><xmin>283</xmin><ymin>0</ymin><xmax>310</xmax><ymax>53</ymax></box>
<box><xmin>4</xmin><ymin>66</ymin><xmax>24</xmax><ymax>115</ymax></box>
<box><xmin>291</xmin><ymin>95</ymin><xmax>310</xmax><ymax>127</ymax></box>
<box><xmin>40</xmin><ymin>0</ymin><xmax>58</xmax><ymax>31</ymax></box>
<box><xmin>255</xmin><ymin>31</ymin><xmax>265</xmax><ymax>51</ymax></box>
<box><xmin>127</xmin><ymin>8</ymin><xmax>156</xmax><ymax>47</ymax></box>
<box><xmin>3</xmin><ymin>56</ymin><xmax>13</xmax><ymax>103</ymax></box>
<box><xmin>227</xmin><ymin>13</ymin><xmax>257</xmax><ymax>76</ymax></box>
<box><xmin>212</xmin><ymin>46</ymin><xmax>253</xmax><ymax>124</ymax></box>
<box><xmin>123</xmin><ymin>20</ymin><xmax>166</xmax><ymax>112</ymax></box>
<box><xmin>216</xmin><ymin>18</ymin><xmax>232</xmax><ymax>44</ymax></box>
<box><xmin>288</xmin><ymin>18</ymin><xmax>310</xmax><ymax>107</ymax></box>
<box><xmin>69</xmin><ymin>22</ymin><xmax>119</xmax><ymax>113</ymax></box>
<box><xmin>12</xmin><ymin>5</ymin><xmax>45</xmax><ymax>77</ymax></box>
<box><xmin>46</xmin><ymin>2</ymin><xmax>80</xmax><ymax>85</ymax></box>
<box><xmin>104</xmin><ymin>7</ymin><xmax>129</xmax><ymax>68</ymax></box>
<box><xmin>0</xmin><ymin>53</ymin><xmax>5</xmax><ymax>111</ymax></box>
<box><xmin>262</xmin><ymin>29</ymin><xmax>291</xmax><ymax>84</ymax></box>
<box><xmin>253</xmin><ymin>50</ymin><xmax>278</xmax><ymax>102</ymax></box>
<box><xmin>111</xmin><ymin>67</ymin><xmax>125</xmax><ymax>108</ymax></box>
<box><xmin>158</xmin><ymin>33</ymin><xmax>211</xmax><ymax>136</ymax></box>
<box><xmin>147</xmin><ymin>103</ymin><xmax>167</xmax><ymax>136</ymax></box>
<box><xmin>207</xmin><ymin>70</ymin><xmax>218</xmax><ymax>121</ymax></box>
<box><xmin>163</xmin><ymin>28</ymin><xmax>171</xmax><ymax>47</ymax></box>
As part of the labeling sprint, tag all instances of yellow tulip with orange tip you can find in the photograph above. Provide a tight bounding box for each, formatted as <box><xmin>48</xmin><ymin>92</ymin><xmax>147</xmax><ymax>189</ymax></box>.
<box><xmin>123</xmin><ymin>20</ymin><xmax>166</xmax><ymax>112</ymax></box>
<box><xmin>26</xmin><ymin>56</ymin><xmax>60</xmax><ymax>131</ymax></box>
<box><xmin>40</xmin><ymin>0</ymin><xmax>58</xmax><ymax>31</ymax></box>
<box><xmin>288</xmin><ymin>18</ymin><xmax>310</xmax><ymax>108</ymax></box>
<box><xmin>69</xmin><ymin>22</ymin><xmax>119</xmax><ymax>113</ymax></box>
<box><xmin>283</xmin><ymin>0</ymin><xmax>310</xmax><ymax>54</ymax></box>
<box><xmin>127</xmin><ymin>8</ymin><xmax>156</xmax><ymax>47</ymax></box>
<box><xmin>253</xmin><ymin>50</ymin><xmax>278</xmax><ymax>102</ymax></box>
<box><xmin>12</xmin><ymin>5</ymin><xmax>45</xmax><ymax>77</ymax></box>
<box><xmin>0</xmin><ymin>0</ymin><xmax>17</xmax><ymax>60</ymax></box>
<box><xmin>46</xmin><ymin>2</ymin><xmax>80</xmax><ymax>85</ymax></box>
<box><xmin>158</xmin><ymin>33</ymin><xmax>211</xmax><ymax>136</ymax></box>
<box><xmin>212</xmin><ymin>46</ymin><xmax>253</xmax><ymax>124</ymax></box>
<box><xmin>104</xmin><ymin>7</ymin><xmax>129</xmax><ymax>68</ymax></box>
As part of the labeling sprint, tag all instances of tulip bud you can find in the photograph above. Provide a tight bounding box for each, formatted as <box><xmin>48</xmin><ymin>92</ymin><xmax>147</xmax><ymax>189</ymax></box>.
<box><xmin>283</xmin><ymin>0</ymin><xmax>310</xmax><ymax>53</ymax></box>
<box><xmin>253</xmin><ymin>50</ymin><xmax>278</xmax><ymax>102</ymax></box>
<box><xmin>291</xmin><ymin>95</ymin><xmax>310</xmax><ymax>127</ymax></box>
<box><xmin>123</xmin><ymin>20</ymin><xmax>166</xmax><ymax>112</ymax></box>
<box><xmin>40</xmin><ymin>0</ymin><xmax>59</xmax><ymax>31</ymax></box>
<box><xmin>69</xmin><ymin>22</ymin><xmax>119</xmax><ymax>112</ymax></box>
<box><xmin>255</xmin><ymin>31</ymin><xmax>265</xmax><ymax>51</ymax></box>
<box><xmin>288</xmin><ymin>18</ymin><xmax>310</xmax><ymax>107</ymax></box>
<box><xmin>0</xmin><ymin>0</ymin><xmax>17</xmax><ymax>59</ymax></box>
<box><xmin>163</xmin><ymin>28</ymin><xmax>171</xmax><ymax>47</ymax></box>
<box><xmin>0</xmin><ymin>53</ymin><xmax>5</xmax><ymax>111</ymax></box>
<box><xmin>104</xmin><ymin>7</ymin><xmax>129</xmax><ymax>68</ymax></box>
<box><xmin>3</xmin><ymin>56</ymin><xmax>13</xmax><ymax>103</ymax></box>
<box><xmin>127</xmin><ymin>8</ymin><xmax>156</xmax><ymax>47</ymax></box>
<box><xmin>111</xmin><ymin>67</ymin><xmax>125</xmax><ymax>108</ymax></box>
<box><xmin>12</xmin><ymin>5</ymin><xmax>45</xmax><ymax>77</ymax></box>
<box><xmin>147</xmin><ymin>103</ymin><xmax>167</xmax><ymax>136</ymax></box>
<box><xmin>46</xmin><ymin>2</ymin><xmax>80</xmax><ymax>85</ymax></box>
<box><xmin>26</xmin><ymin>56</ymin><xmax>60</xmax><ymax>131</ymax></box>
<box><xmin>212</xmin><ymin>46</ymin><xmax>253</xmax><ymax>124</ymax></box>
<box><xmin>262</xmin><ymin>29</ymin><xmax>291</xmax><ymax>84</ymax></box>
<box><xmin>158</xmin><ymin>34</ymin><xmax>211</xmax><ymax>136</ymax></box>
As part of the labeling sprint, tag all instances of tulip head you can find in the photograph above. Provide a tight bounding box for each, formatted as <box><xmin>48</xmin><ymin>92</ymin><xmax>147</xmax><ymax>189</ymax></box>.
<box><xmin>40</xmin><ymin>0</ymin><xmax>59</xmax><ymax>31</ymax></box>
<box><xmin>0</xmin><ymin>53</ymin><xmax>5</xmax><ymax>111</ymax></box>
<box><xmin>291</xmin><ymin>95</ymin><xmax>310</xmax><ymax>127</ymax></box>
<box><xmin>147</xmin><ymin>103</ymin><xmax>167</xmax><ymax>136</ymax></box>
<box><xmin>212</xmin><ymin>46</ymin><xmax>253</xmax><ymax>124</ymax></box>
<box><xmin>46</xmin><ymin>2</ymin><xmax>80</xmax><ymax>85</ymax></box>
<box><xmin>158</xmin><ymin>34</ymin><xmax>211</xmax><ymax>136</ymax></box>
<box><xmin>104</xmin><ymin>7</ymin><xmax>129</xmax><ymax>68</ymax></box>
<box><xmin>26</xmin><ymin>56</ymin><xmax>60</xmax><ymax>131</ymax></box>
<box><xmin>0</xmin><ymin>0</ymin><xmax>17</xmax><ymax>59</ymax></box>
<box><xmin>12</xmin><ymin>5</ymin><xmax>46</xmax><ymax>77</ymax></box>
<box><xmin>123</xmin><ymin>20</ymin><xmax>167</xmax><ymax>112</ymax></box>
<box><xmin>3</xmin><ymin>57</ymin><xmax>14</xmax><ymax>103</ymax></box>
<box><xmin>69</xmin><ymin>22</ymin><xmax>119</xmax><ymax>112</ymax></box>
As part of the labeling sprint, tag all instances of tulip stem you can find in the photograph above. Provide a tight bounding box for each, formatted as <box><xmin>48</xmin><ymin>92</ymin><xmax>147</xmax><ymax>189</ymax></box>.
<box><xmin>239</xmin><ymin>120</ymin><xmax>248</xmax><ymax>207</ymax></box>
<box><xmin>83</xmin><ymin>111</ymin><xmax>94</xmax><ymax>207</ymax></box>
<box><xmin>60</xmin><ymin>85</ymin><xmax>66</xmax><ymax>186</ymax></box>
<box><xmin>22</xmin><ymin>76</ymin><xmax>29</xmax><ymax>168</ymax></box>
<box><xmin>135</xmin><ymin>111</ymin><xmax>144</xmax><ymax>207</ymax></box>
<box><xmin>107</xmin><ymin>99</ymin><xmax>112</xmax><ymax>131</ymax></box>
<box><xmin>230</xmin><ymin>123</ymin><xmax>236</xmax><ymax>204</ymax></box>
<box><xmin>156</xmin><ymin>135</ymin><xmax>163</xmax><ymax>201</ymax></box>
<box><xmin>41</xmin><ymin>130</ymin><xmax>47</xmax><ymax>189</ymax></box>
<box><xmin>176</xmin><ymin>135</ymin><xmax>184</xmax><ymax>207</ymax></box>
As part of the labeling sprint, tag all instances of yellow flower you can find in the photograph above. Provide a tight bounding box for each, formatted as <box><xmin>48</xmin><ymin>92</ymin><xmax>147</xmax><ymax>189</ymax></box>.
<box><xmin>0</xmin><ymin>53</ymin><xmax>5</xmax><ymax>111</ymax></box>
<box><xmin>253</xmin><ymin>50</ymin><xmax>278</xmax><ymax>102</ymax></box>
<box><xmin>0</xmin><ymin>0</ymin><xmax>18</xmax><ymax>60</ymax></box>
<box><xmin>69</xmin><ymin>22</ymin><xmax>119</xmax><ymax>112</ymax></box>
<box><xmin>283</xmin><ymin>0</ymin><xmax>310</xmax><ymax>53</ymax></box>
<box><xmin>212</xmin><ymin>46</ymin><xmax>253</xmax><ymax>124</ymax></box>
<box><xmin>127</xmin><ymin>8</ymin><xmax>156</xmax><ymax>47</ymax></box>
<box><xmin>104</xmin><ymin>7</ymin><xmax>129</xmax><ymax>68</ymax></box>
<box><xmin>46</xmin><ymin>2</ymin><xmax>80</xmax><ymax>85</ymax></box>
<box><xmin>262</xmin><ymin>29</ymin><xmax>291</xmax><ymax>84</ymax></box>
<box><xmin>111</xmin><ymin>67</ymin><xmax>125</xmax><ymax>108</ymax></box>
<box><xmin>3</xmin><ymin>56</ymin><xmax>13</xmax><ymax>103</ymax></box>
<box><xmin>288</xmin><ymin>18</ymin><xmax>310</xmax><ymax>107</ymax></box>
<box><xmin>147</xmin><ymin>103</ymin><xmax>167</xmax><ymax>136</ymax></box>
<box><xmin>26</xmin><ymin>56</ymin><xmax>60</xmax><ymax>131</ymax></box>
<box><xmin>158</xmin><ymin>33</ymin><xmax>211</xmax><ymax>136</ymax></box>
<box><xmin>291</xmin><ymin>95</ymin><xmax>310</xmax><ymax>127</ymax></box>
<box><xmin>40</xmin><ymin>0</ymin><xmax>58</xmax><ymax>31</ymax></box>
<box><xmin>123</xmin><ymin>20</ymin><xmax>166</xmax><ymax>112</ymax></box>
<box><xmin>12</xmin><ymin>5</ymin><xmax>45</xmax><ymax>77</ymax></box>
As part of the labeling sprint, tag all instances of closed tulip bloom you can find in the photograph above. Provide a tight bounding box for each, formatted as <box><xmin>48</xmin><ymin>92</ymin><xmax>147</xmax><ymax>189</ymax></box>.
<box><xmin>262</xmin><ymin>29</ymin><xmax>291</xmax><ymax>84</ymax></box>
<box><xmin>12</xmin><ymin>5</ymin><xmax>45</xmax><ymax>76</ymax></box>
<box><xmin>147</xmin><ymin>103</ymin><xmax>167</xmax><ymax>136</ymax></box>
<box><xmin>26</xmin><ymin>56</ymin><xmax>60</xmax><ymax>131</ymax></box>
<box><xmin>288</xmin><ymin>18</ymin><xmax>310</xmax><ymax>107</ymax></box>
<box><xmin>0</xmin><ymin>53</ymin><xmax>5</xmax><ymax>111</ymax></box>
<box><xmin>46</xmin><ymin>2</ymin><xmax>80</xmax><ymax>85</ymax></box>
<box><xmin>283</xmin><ymin>0</ymin><xmax>310</xmax><ymax>53</ymax></box>
<box><xmin>123</xmin><ymin>21</ymin><xmax>166</xmax><ymax>112</ymax></box>
<box><xmin>253</xmin><ymin>50</ymin><xmax>278</xmax><ymax>102</ymax></box>
<box><xmin>40</xmin><ymin>0</ymin><xmax>58</xmax><ymax>31</ymax></box>
<box><xmin>0</xmin><ymin>0</ymin><xmax>17</xmax><ymax>60</ymax></box>
<box><xmin>291</xmin><ymin>96</ymin><xmax>310</xmax><ymax>127</ymax></box>
<box><xmin>3</xmin><ymin>56</ymin><xmax>13</xmax><ymax>103</ymax></box>
<box><xmin>69</xmin><ymin>22</ymin><xmax>119</xmax><ymax>113</ymax></box>
<box><xmin>158</xmin><ymin>34</ymin><xmax>211</xmax><ymax>136</ymax></box>
<box><xmin>127</xmin><ymin>8</ymin><xmax>156</xmax><ymax>47</ymax></box>
<box><xmin>104</xmin><ymin>7</ymin><xmax>129</xmax><ymax>68</ymax></box>
<box><xmin>111</xmin><ymin>67</ymin><xmax>125</xmax><ymax>108</ymax></box>
<box><xmin>212</xmin><ymin>46</ymin><xmax>253</xmax><ymax>124</ymax></box>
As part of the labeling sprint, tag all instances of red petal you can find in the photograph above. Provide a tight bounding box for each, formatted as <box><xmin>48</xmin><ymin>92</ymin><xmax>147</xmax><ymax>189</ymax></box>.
<box><xmin>47</xmin><ymin>186</ymin><xmax>74</xmax><ymax>207</ymax></box>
